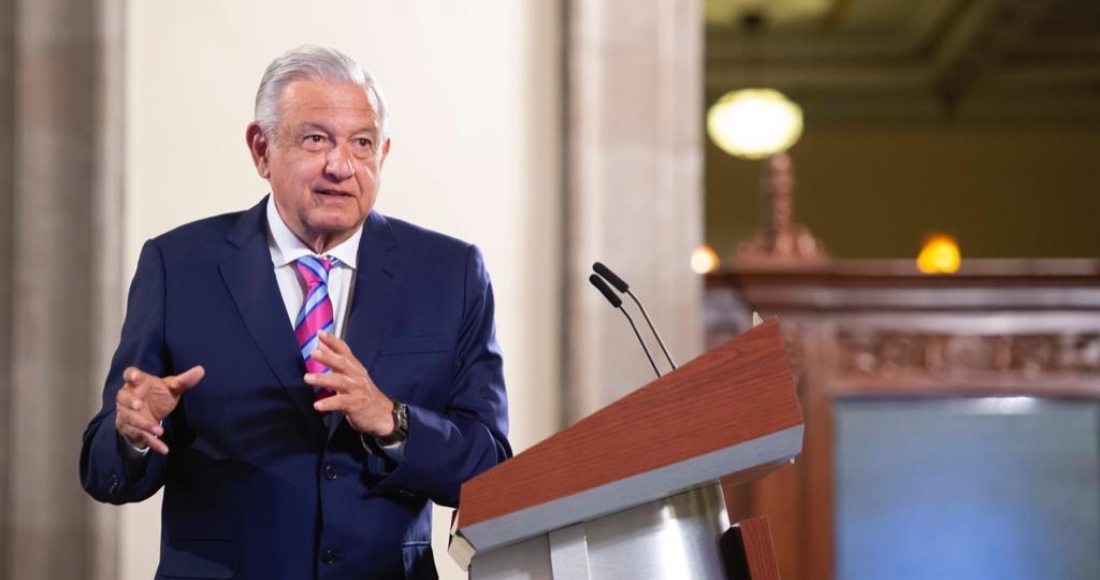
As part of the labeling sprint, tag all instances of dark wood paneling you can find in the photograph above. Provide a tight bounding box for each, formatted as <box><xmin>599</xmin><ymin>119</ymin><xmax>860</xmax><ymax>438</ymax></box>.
<box><xmin>706</xmin><ymin>258</ymin><xmax>1100</xmax><ymax>580</ymax></box>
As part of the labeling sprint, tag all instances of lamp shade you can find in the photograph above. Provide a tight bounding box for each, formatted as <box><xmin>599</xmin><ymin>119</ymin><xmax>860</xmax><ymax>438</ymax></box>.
<box><xmin>707</xmin><ymin>88</ymin><xmax>803</xmax><ymax>159</ymax></box>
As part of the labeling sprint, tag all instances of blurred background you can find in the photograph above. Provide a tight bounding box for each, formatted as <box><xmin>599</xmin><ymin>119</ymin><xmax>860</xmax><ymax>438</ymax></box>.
<box><xmin>0</xmin><ymin>0</ymin><xmax>1096</xmax><ymax>579</ymax></box>
<box><xmin>704</xmin><ymin>0</ymin><xmax>1099</xmax><ymax>260</ymax></box>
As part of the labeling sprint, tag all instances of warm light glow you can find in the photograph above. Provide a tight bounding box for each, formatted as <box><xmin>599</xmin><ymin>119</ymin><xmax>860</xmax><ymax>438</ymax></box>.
<box><xmin>707</xmin><ymin>88</ymin><xmax>804</xmax><ymax>159</ymax></box>
<box><xmin>691</xmin><ymin>244</ymin><xmax>720</xmax><ymax>274</ymax></box>
<box><xmin>917</xmin><ymin>234</ymin><xmax>961</xmax><ymax>274</ymax></box>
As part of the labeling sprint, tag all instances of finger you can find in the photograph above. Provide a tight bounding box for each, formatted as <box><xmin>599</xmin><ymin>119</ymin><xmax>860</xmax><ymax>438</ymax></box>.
<box><xmin>314</xmin><ymin>335</ymin><xmax>367</xmax><ymax>375</ymax></box>
<box><xmin>118</xmin><ymin>422</ymin><xmax>169</xmax><ymax>454</ymax></box>
<box><xmin>313</xmin><ymin>392</ymin><xmax>353</xmax><ymax>414</ymax></box>
<box><xmin>316</xmin><ymin>331</ymin><xmax>353</xmax><ymax>357</ymax></box>
<box><xmin>116</xmin><ymin>388</ymin><xmax>144</xmax><ymax>412</ymax></box>
<box><xmin>148</xmin><ymin>438</ymin><xmax>170</xmax><ymax>455</ymax></box>
<box><xmin>117</xmin><ymin>424</ymin><xmax>147</xmax><ymax>448</ymax></box>
<box><xmin>137</xmin><ymin>430</ymin><xmax>169</xmax><ymax>455</ymax></box>
<box><xmin>318</xmin><ymin>332</ymin><xmax>368</xmax><ymax>374</ymax></box>
<box><xmin>117</xmin><ymin>408</ymin><xmax>165</xmax><ymax>437</ymax></box>
<box><xmin>309</xmin><ymin>348</ymin><xmax>354</xmax><ymax>375</ymax></box>
<box><xmin>122</xmin><ymin>366</ymin><xmax>151</xmax><ymax>387</ymax></box>
<box><xmin>165</xmin><ymin>365</ymin><xmax>205</xmax><ymax>394</ymax></box>
<box><xmin>304</xmin><ymin>370</ymin><xmax>356</xmax><ymax>393</ymax></box>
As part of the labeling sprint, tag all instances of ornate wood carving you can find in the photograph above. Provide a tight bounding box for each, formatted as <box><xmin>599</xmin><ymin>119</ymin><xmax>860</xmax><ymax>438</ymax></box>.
<box><xmin>836</xmin><ymin>331</ymin><xmax>1100</xmax><ymax>381</ymax></box>
<box><xmin>780</xmin><ymin>325</ymin><xmax>807</xmax><ymax>395</ymax></box>
<box><xmin>705</xmin><ymin>258</ymin><xmax>1100</xmax><ymax>580</ymax></box>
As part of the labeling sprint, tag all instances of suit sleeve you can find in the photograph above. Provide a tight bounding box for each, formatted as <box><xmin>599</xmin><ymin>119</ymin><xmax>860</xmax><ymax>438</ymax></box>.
<box><xmin>79</xmin><ymin>240</ymin><xmax>173</xmax><ymax>504</ymax></box>
<box><xmin>370</xmin><ymin>245</ymin><xmax>512</xmax><ymax>507</ymax></box>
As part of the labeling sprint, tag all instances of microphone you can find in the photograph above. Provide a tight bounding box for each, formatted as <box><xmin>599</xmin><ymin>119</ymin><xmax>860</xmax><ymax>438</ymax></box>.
<box><xmin>592</xmin><ymin>262</ymin><xmax>678</xmax><ymax>371</ymax></box>
<box><xmin>589</xmin><ymin>274</ymin><xmax>662</xmax><ymax>378</ymax></box>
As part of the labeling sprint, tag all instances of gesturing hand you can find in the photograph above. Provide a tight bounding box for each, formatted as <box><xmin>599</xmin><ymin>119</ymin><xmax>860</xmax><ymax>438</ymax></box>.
<box><xmin>305</xmin><ymin>331</ymin><xmax>396</xmax><ymax>438</ymax></box>
<box><xmin>115</xmin><ymin>365</ymin><xmax>204</xmax><ymax>454</ymax></box>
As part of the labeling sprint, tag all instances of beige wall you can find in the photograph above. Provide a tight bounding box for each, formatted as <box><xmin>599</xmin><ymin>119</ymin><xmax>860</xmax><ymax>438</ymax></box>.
<box><xmin>122</xmin><ymin>1</ymin><xmax>560</xmax><ymax>578</ymax></box>
<box><xmin>706</xmin><ymin>127</ymin><xmax>1100</xmax><ymax>260</ymax></box>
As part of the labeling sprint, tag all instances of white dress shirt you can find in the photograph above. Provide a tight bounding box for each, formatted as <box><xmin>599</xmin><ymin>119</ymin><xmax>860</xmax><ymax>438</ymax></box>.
<box><xmin>265</xmin><ymin>195</ymin><xmax>360</xmax><ymax>338</ymax></box>
<box><xmin>266</xmin><ymin>197</ymin><xmax>405</xmax><ymax>460</ymax></box>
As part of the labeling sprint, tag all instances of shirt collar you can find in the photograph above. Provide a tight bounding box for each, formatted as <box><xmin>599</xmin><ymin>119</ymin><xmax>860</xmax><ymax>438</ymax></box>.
<box><xmin>265</xmin><ymin>195</ymin><xmax>362</xmax><ymax>270</ymax></box>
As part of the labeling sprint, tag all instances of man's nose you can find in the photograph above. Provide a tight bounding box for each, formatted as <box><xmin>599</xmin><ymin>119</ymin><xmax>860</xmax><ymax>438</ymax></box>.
<box><xmin>324</xmin><ymin>146</ymin><xmax>356</xmax><ymax>180</ymax></box>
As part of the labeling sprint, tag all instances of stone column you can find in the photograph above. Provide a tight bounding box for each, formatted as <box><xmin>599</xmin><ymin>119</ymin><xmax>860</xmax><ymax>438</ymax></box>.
<box><xmin>564</xmin><ymin>0</ymin><xmax>704</xmax><ymax>421</ymax></box>
<box><xmin>0</xmin><ymin>0</ymin><xmax>123</xmax><ymax>578</ymax></box>
<box><xmin>0</xmin><ymin>0</ymin><xmax>15</xmax><ymax>570</ymax></box>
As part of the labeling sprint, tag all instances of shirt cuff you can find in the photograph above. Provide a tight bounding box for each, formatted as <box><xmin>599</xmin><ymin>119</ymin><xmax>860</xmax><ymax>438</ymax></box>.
<box><xmin>121</xmin><ymin>436</ymin><xmax>151</xmax><ymax>460</ymax></box>
<box><xmin>377</xmin><ymin>439</ymin><xmax>406</xmax><ymax>463</ymax></box>
<box><xmin>119</xmin><ymin>420</ymin><xmax>162</xmax><ymax>460</ymax></box>
<box><xmin>359</xmin><ymin>433</ymin><xmax>407</xmax><ymax>463</ymax></box>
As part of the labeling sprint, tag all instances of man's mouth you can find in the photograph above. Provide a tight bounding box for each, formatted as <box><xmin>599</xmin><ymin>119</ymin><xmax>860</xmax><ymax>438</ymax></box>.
<box><xmin>315</xmin><ymin>189</ymin><xmax>353</xmax><ymax>198</ymax></box>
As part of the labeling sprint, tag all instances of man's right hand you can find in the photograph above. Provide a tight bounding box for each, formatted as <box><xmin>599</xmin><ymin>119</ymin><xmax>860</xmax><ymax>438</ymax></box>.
<box><xmin>115</xmin><ymin>365</ymin><xmax>204</xmax><ymax>455</ymax></box>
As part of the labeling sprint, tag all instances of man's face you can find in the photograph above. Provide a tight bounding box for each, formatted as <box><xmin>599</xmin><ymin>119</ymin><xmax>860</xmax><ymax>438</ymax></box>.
<box><xmin>247</xmin><ymin>80</ymin><xmax>390</xmax><ymax>252</ymax></box>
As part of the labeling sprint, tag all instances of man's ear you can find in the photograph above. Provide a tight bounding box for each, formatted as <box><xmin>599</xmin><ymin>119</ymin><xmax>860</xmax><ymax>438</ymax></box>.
<box><xmin>379</xmin><ymin>137</ymin><xmax>391</xmax><ymax>168</ymax></box>
<box><xmin>246</xmin><ymin>122</ymin><xmax>271</xmax><ymax>179</ymax></box>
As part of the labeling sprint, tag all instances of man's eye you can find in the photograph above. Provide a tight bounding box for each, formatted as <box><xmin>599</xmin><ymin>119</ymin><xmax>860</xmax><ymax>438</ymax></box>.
<box><xmin>356</xmin><ymin>138</ymin><xmax>372</xmax><ymax>148</ymax></box>
<box><xmin>305</xmin><ymin>135</ymin><xmax>325</xmax><ymax>144</ymax></box>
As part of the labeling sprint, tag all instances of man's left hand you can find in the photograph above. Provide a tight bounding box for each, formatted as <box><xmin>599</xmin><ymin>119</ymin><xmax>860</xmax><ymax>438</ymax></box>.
<box><xmin>305</xmin><ymin>331</ymin><xmax>396</xmax><ymax>438</ymax></box>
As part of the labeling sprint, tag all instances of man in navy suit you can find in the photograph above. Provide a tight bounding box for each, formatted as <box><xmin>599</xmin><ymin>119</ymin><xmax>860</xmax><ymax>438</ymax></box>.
<box><xmin>80</xmin><ymin>45</ymin><xmax>511</xmax><ymax>579</ymax></box>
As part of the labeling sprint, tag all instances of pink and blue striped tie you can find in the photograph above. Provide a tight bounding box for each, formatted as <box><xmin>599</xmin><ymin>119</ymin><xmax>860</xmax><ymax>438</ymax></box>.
<box><xmin>295</xmin><ymin>255</ymin><xmax>338</xmax><ymax>400</ymax></box>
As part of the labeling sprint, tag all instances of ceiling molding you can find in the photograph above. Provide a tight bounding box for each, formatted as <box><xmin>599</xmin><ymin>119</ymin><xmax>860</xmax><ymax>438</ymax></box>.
<box><xmin>704</xmin><ymin>0</ymin><xmax>1100</xmax><ymax>125</ymax></box>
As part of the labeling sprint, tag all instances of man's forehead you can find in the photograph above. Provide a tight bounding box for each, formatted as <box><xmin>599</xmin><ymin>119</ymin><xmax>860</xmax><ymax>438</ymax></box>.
<box><xmin>279</xmin><ymin>83</ymin><xmax>380</xmax><ymax>130</ymax></box>
<box><xmin>294</xmin><ymin>103</ymin><xmax>379</xmax><ymax>116</ymax></box>
<box><xmin>280</xmin><ymin>81</ymin><xmax>379</xmax><ymax>114</ymax></box>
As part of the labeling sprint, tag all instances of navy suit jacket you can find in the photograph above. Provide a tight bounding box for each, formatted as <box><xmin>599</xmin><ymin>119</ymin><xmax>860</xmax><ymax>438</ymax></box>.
<box><xmin>80</xmin><ymin>198</ymin><xmax>511</xmax><ymax>579</ymax></box>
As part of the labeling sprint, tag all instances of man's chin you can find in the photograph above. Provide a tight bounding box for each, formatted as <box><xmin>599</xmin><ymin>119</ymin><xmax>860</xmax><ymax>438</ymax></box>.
<box><xmin>306</xmin><ymin>215</ymin><xmax>368</xmax><ymax>241</ymax></box>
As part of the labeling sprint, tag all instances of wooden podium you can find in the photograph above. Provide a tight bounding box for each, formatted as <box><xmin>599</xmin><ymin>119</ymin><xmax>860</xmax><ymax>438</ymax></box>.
<box><xmin>449</xmin><ymin>319</ymin><xmax>803</xmax><ymax>579</ymax></box>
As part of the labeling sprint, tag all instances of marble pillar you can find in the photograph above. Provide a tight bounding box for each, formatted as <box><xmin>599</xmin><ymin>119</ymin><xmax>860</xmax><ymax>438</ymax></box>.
<box><xmin>564</xmin><ymin>0</ymin><xmax>704</xmax><ymax>421</ymax></box>
<box><xmin>0</xmin><ymin>0</ymin><xmax>123</xmax><ymax>578</ymax></box>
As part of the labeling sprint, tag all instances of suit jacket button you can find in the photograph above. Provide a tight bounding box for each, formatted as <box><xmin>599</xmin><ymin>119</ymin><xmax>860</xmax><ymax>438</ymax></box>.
<box><xmin>322</xmin><ymin>549</ymin><xmax>338</xmax><ymax>565</ymax></box>
<box><xmin>324</xmin><ymin>465</ymin><xmax>338</xmax><ymax>480</ymax></box>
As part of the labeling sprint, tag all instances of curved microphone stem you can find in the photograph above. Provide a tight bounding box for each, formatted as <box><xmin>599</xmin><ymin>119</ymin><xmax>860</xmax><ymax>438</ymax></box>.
<box><xmin>626</xmin><ymin>290</ymin><xmax>677</xmax><ymax>370</ymax></box>
<box><xmin>619</xmin><ymin>307</ymin><xmax>662</xmax><ymax>378</ymax></box>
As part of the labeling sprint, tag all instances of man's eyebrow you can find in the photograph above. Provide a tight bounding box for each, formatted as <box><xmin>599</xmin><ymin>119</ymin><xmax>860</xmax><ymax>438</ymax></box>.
<box><xmin>298</xmin><ymin>122</ymin><xmax>332</xmax><ymax>134</ymax></box>
<box><xmin>350</xmin><ymin>127</ymin><xmax>380</xmax><ymax>138</ymax></box>
<box><xmin>296</xmin><ymin>122</ymin><xmax>378</xmax><ymax>137</ymax></box>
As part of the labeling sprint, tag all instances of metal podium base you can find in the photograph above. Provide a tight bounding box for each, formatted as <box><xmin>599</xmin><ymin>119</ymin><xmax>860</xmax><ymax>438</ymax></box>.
<box><xmin>468</xmin><ymin>483</ymin><xmax>731</xmax><ymax>580</ymax></box>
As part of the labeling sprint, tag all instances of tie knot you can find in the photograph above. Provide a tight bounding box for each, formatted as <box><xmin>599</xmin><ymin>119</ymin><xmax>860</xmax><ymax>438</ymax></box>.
<box><xmin>296</xmin><ymin>255</ymin><xmax>337</xmax><ymax>288</ymax></box>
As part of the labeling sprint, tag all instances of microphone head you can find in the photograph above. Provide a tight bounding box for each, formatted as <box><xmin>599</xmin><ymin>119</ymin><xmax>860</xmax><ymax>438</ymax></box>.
<box><xmin>589</xmin><ymin>274</ymin><xmax>623</xmax><ymax>308</ymax></box>
<box><xmin>592</xmin><ymin>262</ymin><xmax>629</xmax><ymax>292</ymax></box>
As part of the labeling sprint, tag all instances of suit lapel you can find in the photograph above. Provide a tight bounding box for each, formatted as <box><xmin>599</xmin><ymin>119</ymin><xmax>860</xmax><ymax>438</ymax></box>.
<box><xmin>330</xmin><ymin>211</ymin><xmax>402</xmax><ymax>440</ymax></box>
<box><xmin>220</xmin><ymin>197</ymin><xmax>326</xmax><ymax>444</ymax></box>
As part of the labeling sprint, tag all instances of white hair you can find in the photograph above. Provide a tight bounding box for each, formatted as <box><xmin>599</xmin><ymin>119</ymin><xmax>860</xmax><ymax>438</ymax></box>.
<box><xmin>254</xmin><ymin>45</ymin><xmax>390</xmax><ymax>139</ymax></box>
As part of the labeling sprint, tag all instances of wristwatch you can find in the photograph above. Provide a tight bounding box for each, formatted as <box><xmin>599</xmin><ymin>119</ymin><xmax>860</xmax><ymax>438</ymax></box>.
<box><xmin>376</xmin><ymin>399</ymin><xmax>409</xmax><ymax>446</ymax></box>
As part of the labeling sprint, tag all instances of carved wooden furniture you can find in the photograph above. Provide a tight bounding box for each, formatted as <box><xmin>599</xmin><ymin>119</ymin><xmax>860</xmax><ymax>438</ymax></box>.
<box><xmin>451</xmin><ymin>320</ymin><xmax>803</xmax><ymax>579</ymax></box>
<box><xmin>720</xmin><ymin>516</ymin><xmax>782</xmax><ymax>580</ymax></box>
<box><xmin>705</xmin><ymin>258</ymin><xmax>1100</xmax><ymax>580</ymax></box>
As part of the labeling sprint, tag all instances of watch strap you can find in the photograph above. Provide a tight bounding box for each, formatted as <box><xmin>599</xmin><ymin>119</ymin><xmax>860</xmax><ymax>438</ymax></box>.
<box><xmin>375</xmin><ymin>399</ymin><xmax>409</xmax><ymax>446</ymax></box>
